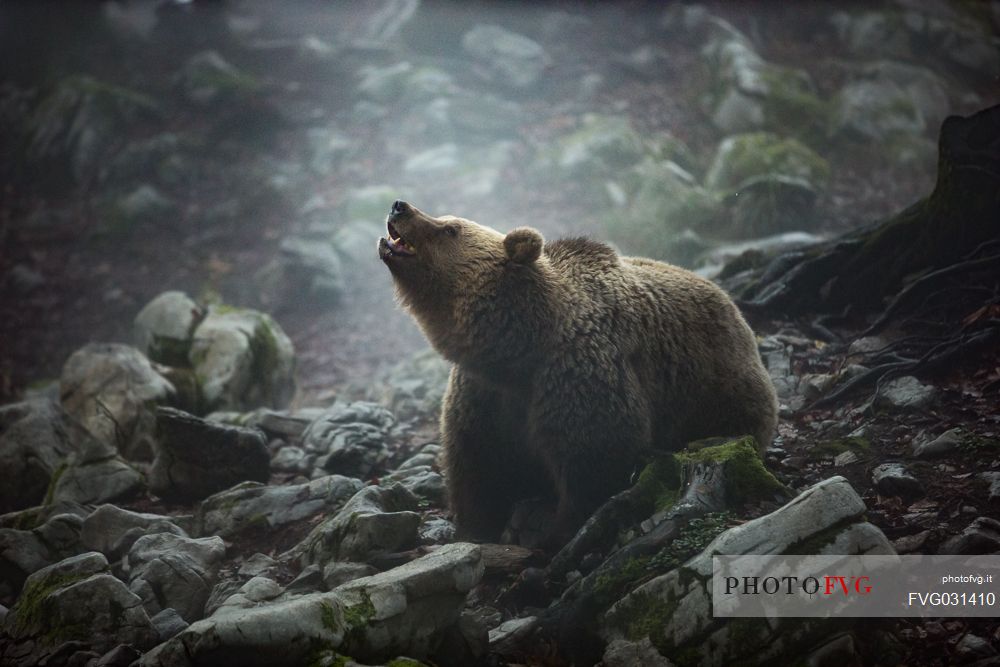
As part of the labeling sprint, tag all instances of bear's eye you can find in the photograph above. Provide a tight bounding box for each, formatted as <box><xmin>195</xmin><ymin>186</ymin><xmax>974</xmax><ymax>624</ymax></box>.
<box><xmin>444</xmin><ymin>224</ymin><xmax>459</xmax><ymax>237</ymax></box>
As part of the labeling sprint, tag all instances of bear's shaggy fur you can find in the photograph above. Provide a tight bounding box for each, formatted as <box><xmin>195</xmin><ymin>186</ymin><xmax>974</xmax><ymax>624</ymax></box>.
<box><xmin>379</xmin><ymin>201</ymin><xmax>778</xmax><ymax>543</ymax></box>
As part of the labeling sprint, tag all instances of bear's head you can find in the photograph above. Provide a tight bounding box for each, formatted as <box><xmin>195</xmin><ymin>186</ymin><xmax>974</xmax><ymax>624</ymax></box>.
<box><xmin>378</xmin><ymin>200</ymin><xmax>543</xmax><ymax>294</ymax></box>
<box><xmin>378</xmin><ymin>200</ymin><xmax>547</xmax><ymax>366</ymax></box>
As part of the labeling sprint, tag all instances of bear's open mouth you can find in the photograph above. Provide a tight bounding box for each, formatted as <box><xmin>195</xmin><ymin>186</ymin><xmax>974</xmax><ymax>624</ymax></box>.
<box><xmin>385</xmin><ymin>220</ymin><xmax>416</xmax><ymax>257</ymax></box>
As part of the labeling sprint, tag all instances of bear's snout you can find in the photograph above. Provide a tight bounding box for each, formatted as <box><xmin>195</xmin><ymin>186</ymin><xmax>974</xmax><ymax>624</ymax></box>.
<box><xmin>390</xmin><ymin>200</ymin><xmax>410</xmax><ymax>217</ymax></box>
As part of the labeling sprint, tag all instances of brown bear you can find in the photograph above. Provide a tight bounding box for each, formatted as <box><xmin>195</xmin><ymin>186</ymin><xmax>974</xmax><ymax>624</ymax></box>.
<box><xmin>378</xmin><ymin>200</ymin><xmax>778</xmax><ymax>544</ymax></box>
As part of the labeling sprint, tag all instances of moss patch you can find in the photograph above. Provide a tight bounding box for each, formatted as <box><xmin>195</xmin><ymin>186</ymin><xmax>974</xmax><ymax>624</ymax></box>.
<box><xmin>676</xmin><ymin>437</ymin><xmax>788</xmax><ymax>505</ymax></box>
<box><xmin>635</xmin><ymin>453</ymin><xmax>683</xmax><ymax>512</ymax></box>
<box><xmin>12</xmin><ymin>571</ymin><xmax>91</xmax><ymax>638</ymax></box>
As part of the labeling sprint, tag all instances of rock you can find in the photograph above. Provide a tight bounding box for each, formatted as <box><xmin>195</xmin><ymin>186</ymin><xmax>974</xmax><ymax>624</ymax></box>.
<box><xmin>981</xmin><ymin>472</ymin><xmax>1000</xmax><ymax>503</ymax></box>
<box><xmin>176</xmin><ymin>51</ymin><xmax>260</xmax><ymax>106</ymax></box>
<box><xmin>188</xmin><ymin>305</ymin><xmax>295</xmax><ymax>412</ymax></box>
<box><xmin>80</xmin><ymin>504</ymin><xmax>187</xmax><ymax>561</ymax></box>
<box><xmin>138</xmin><ymin>543</ymin><xmax>483</xmax><ymax>666</ymax></box>
<box><xmin>830</xmin><ymin>61</ymin><xmax>950</xmax><ymax>142</ymax></box>
<box><xmin>149</xmin><ymin>407</ymin><xmax>270</xmax><ymax>502</ymax></box>
<box><xmin>402</xmin><ymin>141</ymin><xmax>514</xmax><ymax>198</ymax></box>
<box><xmin>892</xmin><ymin>530</ymin><xmax>930</xmax><ymax>554</ymax></box>
<box><xmin>323</xmin><ymin>562</ymin><xmax>377</xmax><ymax>589</ymax></box>
<box><xmin>151</xmin><ymin>607</ymin><xmax>189</xmax><ymax>641</ymax></box>
<box><xmin>397</xmin><ymin>444</ymin><xmax>441</xmax><ymax>471</ymax></box>
<box><xmin>238</xmin><ymin>553</ymin><xmax>277</xmax><ymax>578</ymax></box>
<box><xmin>940</xmin><ymin>517</ymin><xmax>1000</xmax><ymax>555</ymax></box>
<box><xmin>834</xmin><ymin>450</ymin><xmax>860</xmax><ymax>466</ymax></box>
<box><xmin>357</xmin><ymin>61</ymin><xmax>456</xmax><ymax>105</ymax></box>
<box><xmin>877</xmin><ymin>376</ymin><xmax>937</xmax><ymax>410</ymax></box>
<box><xmin>381</xmin><ymin>349</ymin><xmax>452</xmax><ymax>421</ymax></box>
<box><xmin>342</xmin><ymin>0</ymin><xmax>420</xmax><ymax>48</ymax></box>
<box><xmin>286</xmin><ymin>564</ymin><xmax>325</xmax><ymax>594</ymax></box>
<box><xmin>419</xmin><ymin>518</ymin><xmax>456</xmax><ymax>545</ymax></box>
<box><xmin>699</xmin><ymin>25</ymin><xmax>822</xmax><ymax>135</ymax></box>
<box><xmin>271</xmin><ymin>444</ymin><xmax>312</xmax><ymax>474</ymax></box>
<box><xmin>196</xmin><ymin>475</ymin><xmax>363</xmax><ymax>539</ymax></box>
<box><xmin>600</xmin><ymin>476</ymin><xmax>893</xmax><ymax>665</ymax></box>
<box><xmin>726</xmin><ymin>174</ymin><xmax>820</xmax><ymax>237</ymax></box>
<box><xmin>2</xmin><ymin>552</ymin><xmax>157</xmax><ymax>662</ymax></box>
<box><xmin>705</xmin><ymin>132</ymin><xmax>829</xmax><ymax>194</ymax></box>
<box><xmin>0</xmin><ymin>512</ymin><xmax>85</xmax><ymax>599</ymax></box>
<box><xmin>23</xmin><ymin>75</ymin><xmax>156</xmax><ymax>186</ymax></box>
<box><xmin>0</xmin><ymin>399</ymin><xmax>85</xmax><ymax>513</ymax></box>
<box><xmin>489</xmin><ymin>616</ymin><xmax>539</xmax><ymax>655</ymax></box>
<box><xmin>301</xmin><ymin>401</ymin><xmax>397</xmax><ymax>479</ymax></box>
<box><xmin>290</xmin><ymin>483</ymin><xmax>421</xmax><ymax>566</ymax></box>
<box><xmin>872</xmin><ymin>463</ymin><xmax>923</xmax><ymax>498</ymax></box>
<box><xmin>255</xmin><ymin>234</ymin><xmax>345</xmax><ymax>308</ymax></box>
<box><xmin>134</xmin><ymin>291</ymin><xmax>203</xmax><ymax>366</ymax></box>
<box><xmin>461</xmin><ymin>24</ymin><xmax>551</xmax><ymax>88</ymax></box>
<box><xmin>605</xmin><ymin>158</ymin><xmax>723</xmax><ymax>260</ymax></box>
<box><xmin>384</xmin><ymin>467</ymin><xmax>446</xmax><ymax>505</ymax></box>
<box><xmin>50</xmin><ymin>444</ymin><xmax>145</xmax><ymax>506</ymax></box>
<box><xmin>105</xmin><ymin>184</ymin><xmax>177</xmax><ymax>232</ymax></box>
<box><xmin>94</xmin><ymin>644</ymin><xmax>142</xmax><ymax>666</ymax></box>
<box><xmin>956</xmin><ymin>633</ymin><xmax>997</xmax><ymax>659</ymax></box>
<box><xmin>60</xmin><ymin>342</ymin><xmax>176</xmax><ymax>461</ymax></box>
<box><xmin>603</xmin><ymin>637</ymin><xmax>675</xmax><ymax>667</ymax></box>
<box><xmin>126</xmin><ymin>533</ymin><xmax>226</xmax><ymax>623</ymax></box>
<box><xmin>537</xmin><ymin>114</ymin><xmax>646</xmax><ymax>179</ymax></box>
<box><xmin>912</xmin><ymin>427</ymin><xmax>963</xmax><ymax>458</ymax></box>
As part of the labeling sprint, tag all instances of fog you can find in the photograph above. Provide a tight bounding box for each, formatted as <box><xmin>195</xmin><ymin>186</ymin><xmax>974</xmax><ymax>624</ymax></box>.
<box><xmin>1</xmin><ymin>0</ymin><xmax>995</xmax><ymax>402</ymax></box>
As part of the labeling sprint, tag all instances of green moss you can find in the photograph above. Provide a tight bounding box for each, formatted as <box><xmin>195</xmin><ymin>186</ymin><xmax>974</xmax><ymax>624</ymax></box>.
<box><xmin>319</xmin><ymin>601</ymin><xmax>341</xmax><ymax>633</ymax></box>
<box><xmin>760</xmin><ymin>68</ymin><xmax>828</xmax><ymax>142</ymax></box>
<box><xmin>386</xmin><ymin>659</ymin><xmax>430</xmax><ymax>667</ymax></box>
<box><xmin>707</xmin><ymin>132</ymin><xmax>830</xmax><ymax>191</ymax></box>
<box><xmin>810</xmin><ymin>437</ymin><xmax>871</xmax><ymax>460</ymax></box>
<box><xmin>12</xmin><ymin>571</ymin><xmax>91</xmax><ymax>638</ymax></box>
<box><xmin>148</xmin><ymin>334</ymin><xmax>192</xmax><ymax>367</ymax></box>
<box><xmin>648</xmin><ymin>513</ymin><xmax>734</xmax><ymax>572</ymax></box>
<box><xmin>635</xmin><ymin>453</ymin><xmax>683</xmax><ymax>512</ymax></box>
<box><xmin>593</xmin><ymin>556</ymin><xmax>653</xmax><ymax>606</ymax></box>
<box><xmin>676</xmin><ymin>437</ymin><xmax>787</xmax><ymax>505</ymax></box>
<box><xmin>43</xmin><ymin>462</ymin><xmax>68</xmax><ymax>506</ymax></box>
<box><xmin>341</xmin><ymin>589</ymin><xmax>376</xmax><ymax>647</ymax></box>
<box><xmin>618</xmin><ymin>590</ymin><xmax>677</xmax><ymax>651</ymax></box>
<box><xmin>249</xmin><ymin>316</ymin><xmax>281</xmax><ymax>384</ymax></box>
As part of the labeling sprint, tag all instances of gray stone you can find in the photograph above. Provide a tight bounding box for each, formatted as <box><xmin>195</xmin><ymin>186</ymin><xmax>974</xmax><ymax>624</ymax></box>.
<box><xmin>0</xmin><ymin>399</ymin><xmax>80</xmax><ymax>513</ymax></box>
<box><xmin>290</xmin><ymin>483</ymin><xmax>420</xmax><ymax>566</ymax></box>
<box><xmin>23</xmin><ymin>75</ymin><xmax>155</xmax><ymax>185</ymax></box>
<box><xmin>419</xmin><ymin>518</ymin><xmax>457</xmax><ymax>545</ymax></box>
<box><xmin>50</xmin><ymin>436</ymin><xmax>145</xmax><ymax>505</ymax></box>
<box><xmin>872</xmin><ymin>463</ymin><xmax>923</xmax><ymax>498</ymax></box>
<box><xmin>134</xmin><ymin>291</ymin><xmax>203</xmax><ymax>366</ymax></box>
<box><xmin>981</xmin><ymin>472</ymin><xmax>1000</xmax><ymax>503</ymax></box>
<box><xmin>94</xmin><ymin>644</ymin><xmax>142</xmax><ymax>667</ymax></box>
<box><xmin>834</xmin><ymin>450</ymin><xmax>860</xmax><ymax>466</ymax></box>
<box><xmin>535</xmin><ymin>114</ymin><xmax>646</xmax><ymax>179</ymax></box>
<box><xmin>60</xmin><ymin>342</ymin><xmax>175</xmax><ymax>461</ymax></box>
<box><xmin>0</xmin><ymin>512</ymin><xmax>85</xmax><ymax>599</ymax></box>
<box><xmin>956</xmin><ymin>633</ymin><xmax>997</xmax><ymax>659</ymax></box>
<box><xmin>188</xmin><ymin>305</ymin><xmax>295</xmax><ymax>412</ymax></box>
<box><xmin>176</xmin><ymin>51</ymin><xmax>259</xmax><ymax>106</ymax></box>
<box><xmin>357</xmin><ymin>62</ymin><xmax>456</xmax><ymax>104</ymax></box>
<box><xmin>286</xmin><ymin>564</ymin><xmax>325</xmax><ymax>594</ymax></box>
<box><xmin>238</xmin><ymin>553</ymin><xmax>277</xmax><ymax>578</ymax></box>
<box><xmin>830</xmin><ymin>61</ymin><xmax>950</xmax><ymax>142</ymax></box>
<box><xmin>322</xmin><ymin>561</ymin><xmax>377</xmax><ymax>589</ymax></box>
<box><xmin>461</xmin><ymin>24</ymin><xmax>551</xmax><ymax>88</ymax></box>
<box><xmin>81</xmin><ymin>504</ymin><xmax>187</xmax><ymax>561</ymax></box>
<box><xmin>603</xmin><ymin>637</ymin><xmax>675</xmax><ymax>667</ymax></box>
<box><xmin>151</xmin><ymin>607</ymin><xmax>189</xmax><ymax>641</ymax></box>
<box><xmin>302</xmin><ymin>401</ymin><xmax>397</xmax><ymax>479</ymax></box>
<box><xmin>940</xmin><ymin>517</ymin><xmax>1000</xmax><ymax>555</ymax></box>
<box><xmin>126</xmin><ymin>532</ymin><xmax>226</xmax><ymax>623</ymax></box>
<box><xmin>892</xmin><ymin>530</ymin><xmax>930</xmax><ymax>554</ymax></box>
<box><xmin>705</xmin><ymin>132</ymin><xmax>829</xmax><ymax>192</ymax></box>
<box><xmin>256</xmin><ymin>234</ymin><xmax>344</xmax><ymax>307</ymax></box>
<box><xmin>913</xmin><ymin>428</ymin><xmax>963</xmax><ymax>458</ymax></box>
<box><xmin>381</xmin><ymin>349</ymin><xmax>452</xmax><ymax>421</ymax></box>
<box><xmin>877</xmin><ymin>376</ymin><xmax>937</xmax><ymax>410</ymax></box>
<box><xmin>489</xmin><ymin>616</ymin><xmax>539</xmax><ymax>654</ymax></box>
<box><xmin>270</xmin><ymin>444</ymin><xmax>312</xmax><ymax>474</ymax></box>
<box><xmin>107</xmin><ymin>184</ymin><xmax>176</xmax><ymax>230</ymax></box>
<box><xmin>397</xmin><ymin>444</ymin><xmax>441</xmax><ymax>471</ymax></box>
<box><xmin>197</xmin><ymin>475</ymin><xmax>362</xmax><ymax>538</ymax></box>
<box><xmin>384</xmin><ymin>466</ymin><xmax>446</xmax><ymax>505</ymax></box>
<box><xmin>601</xmin><ymin>477</ymin><xmax>893</xmax><ymax>664</ymax></box>
<box><xmin>137</xmin><ymin>543</ymin><xmax>483</xmax><ymax>666</ymax></box>
<box><xmin>3</xmin><ymin>552</ymin><xmax>157</xmax><ymax>657</ymax></box>
<box><xmin>149</xmin><ymin>407</ymin><xmax>270</xmax><ymax>502</ymax></box>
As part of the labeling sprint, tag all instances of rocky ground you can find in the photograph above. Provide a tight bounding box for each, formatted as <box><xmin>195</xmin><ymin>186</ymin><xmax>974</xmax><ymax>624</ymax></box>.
<box><xmin>1</xmin><ymin>1</ymin><xmax>999</xmax><ymax>665</ymax></box>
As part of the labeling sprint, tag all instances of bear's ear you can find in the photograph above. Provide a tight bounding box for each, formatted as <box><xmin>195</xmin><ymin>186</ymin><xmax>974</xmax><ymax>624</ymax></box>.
<box><xmin>504</xmin><ymin>227</ymin><xmax>544</xmax><ymax>264</ymax></box>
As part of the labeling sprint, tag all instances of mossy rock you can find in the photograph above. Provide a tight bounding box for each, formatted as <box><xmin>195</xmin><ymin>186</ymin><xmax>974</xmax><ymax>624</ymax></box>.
<box><xmin>676</xmin><ymin>436</ymin><xmax>789</xmax><ymax>506</ymax></box>
<box><xmin>705</xmin><ymin>132</ymin><xmax>830</xmax><ymax>192</ymax></box>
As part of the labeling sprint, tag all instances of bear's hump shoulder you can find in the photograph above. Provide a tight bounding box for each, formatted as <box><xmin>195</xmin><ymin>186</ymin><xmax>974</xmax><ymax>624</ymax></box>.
<box><xmin>544</xmin><ymin>237</ymin><xmax>619</xmax><ymax>268</ymax></box>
